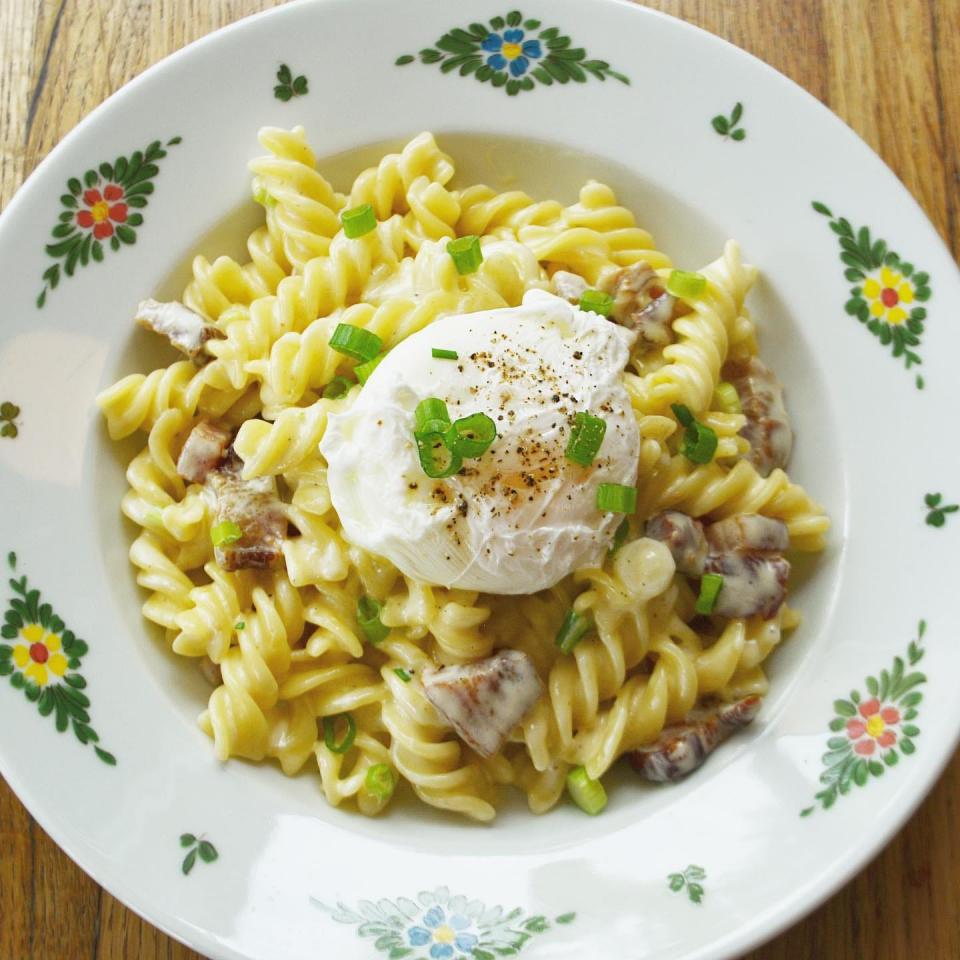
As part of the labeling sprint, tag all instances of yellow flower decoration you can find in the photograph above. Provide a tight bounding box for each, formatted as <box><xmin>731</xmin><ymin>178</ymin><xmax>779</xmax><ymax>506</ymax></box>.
<box><xmin>863</xmin><ymin>266</ymin><xmax>915</xmax><ymax>325</ymax></box>
<box><xmin>12</xmin><ymin>623</ymin><xmax>68</xmax><ymax>687</ymax></box>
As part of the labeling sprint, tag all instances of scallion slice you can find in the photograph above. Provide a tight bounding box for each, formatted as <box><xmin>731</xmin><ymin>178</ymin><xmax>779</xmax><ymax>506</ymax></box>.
<box><xmin>666</xmin><ymin>269</ymin><xmax>707</xmax><ymax>299</ymax></box>
<box><xmin>671</xmin><ymin>403</ymin><xmax>718</xmax><ymax>464</ymax></box>
<box><xmin>322</xmin><ymin>375</ymin><xmax>353</xmax><ymax>400</ymax></box>
<box><xmin>447</xmin><ymin>235</ymin><xmax>483</xmax><ymax>275</ymax></box>
<box><xmin>555</xmin><ymin>610</ymin><xmax>593</xmax><ymax>654</ymax></box>
<box><xmin>695</xmin><ymin>573</ymin><xmax>724</xmax><ymax>615</ymax></box>
<box><xmin>341</xmin><ymin>203</ymin><xmax>377</xmax><ymax>239</ymax></box>
<box><xmin>328</xmin><ymin>323</ymin><xmax>382</xmax><ymax>363</ymax></box>
<box><xmin>393</xmin><ymin>668</ymin><xmax>412</xmax><ymax>683</ymax></box>
<box><xmin>322</xmin><ymin>713</ymin><xmax>357</xmax><ymax>754</ymax></box>
<box><xmin>357</xmin><ymin>595</ymin><xmax>389</xmax><ymax>644</ymax></box>
<box><xmin>567</xmin><ymin>766</ymin><xmax>607</xmax><ymax>815</ymax></box>
<box><xmin>596</xmin><ymin>483</ymin><xmax>637</xmax><ymax>514</ymax></box>
<box><xmin>211</xmin><ymin>520</ymin><xmax>242</xmax><ymax>547</ymax></box>
<box><xmin>565</xmin><ymin>411</ymin><xmax>607</xmax><ymax>466</ymax></box>
<box><xmin>682</xmin><ymin>421</ymin><xmax>718</xmax><ymax>463</ymax></box>
<box><xmin>444</xmin><ymin>412</ymin><xmax>497</xmax><ymax>458</ymax></box>
<box><xmin>415</xmin><ymin>433</ymin><xmax>463</xmax><ymax>479</ymax></box>
<box><xmin>713</xmin><ymin>381</ymin><xmax>742</xmax><ymax>414</ymax></box>
<box><xmin>432</xmin><ymin>348</ymin><xmax>458</xmax><ymax>360</ymax></box>
<box><xmin>671</xmin><ymin>402</ymin><xmax>694</xmax><ymax>427</ymax></box>
<box><xmin>252</xmin><ymin>183</ymin><xmax>276</xmax><ymax>207</ymax></box>
<box><xmin>414</xmin><ymin>397</ymin><xmax>451</xmax><ymax>433</ymax></box>
<box><xmin>363</xmin><ymin>763</ymin><xmax>396</xmax><ymax>803</ymax></box>
<box><xmin>355</xmin><ymin>353</ymin><xmax>384</xmax><ymax>385</ymax></box>
<box><xmin>609</xmin><ymin>518</ymin><xmax>630</xmax><ymax>556</ymax></box>
<box><xmin>579</xmin><ymin>289</ymin><xmax>614</xmax><ymax>317</ymax></box>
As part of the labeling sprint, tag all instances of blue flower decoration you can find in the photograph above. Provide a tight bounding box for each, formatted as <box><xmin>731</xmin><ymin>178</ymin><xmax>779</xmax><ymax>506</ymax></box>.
<box><xmin>407</xmin><ymin>906</ymin><xmax>480</xmax><ymax>957</ymax></box>
<box><xmin>481</xmin><ymin>28</ymin><xmax>543</xmax><ymax>77</ymax></box>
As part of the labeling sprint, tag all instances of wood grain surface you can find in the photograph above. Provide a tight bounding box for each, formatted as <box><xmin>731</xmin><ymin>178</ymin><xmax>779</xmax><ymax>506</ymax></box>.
<box><xmin>1</xmin><ymin>1</ymin><xmax>958</xmax><ymax>957</ymax></box>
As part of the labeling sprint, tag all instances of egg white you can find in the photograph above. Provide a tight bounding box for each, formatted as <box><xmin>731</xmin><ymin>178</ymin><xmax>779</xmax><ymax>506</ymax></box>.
<box><xmin>320</xmin><ymin>289</ymin><xmax>640</xmax><ymax>594</ymax></box>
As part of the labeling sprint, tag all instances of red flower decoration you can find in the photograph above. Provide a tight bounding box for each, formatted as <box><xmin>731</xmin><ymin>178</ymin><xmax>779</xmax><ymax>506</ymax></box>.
<box><xmin>846</xmin><ymin>697</ymin><xmax>901</xmax><ymax>756</ymax></box>
<box><xmin>75</xmin><ymin>184</ymin><xmax>128</xmax><ymax>239</ymax></box>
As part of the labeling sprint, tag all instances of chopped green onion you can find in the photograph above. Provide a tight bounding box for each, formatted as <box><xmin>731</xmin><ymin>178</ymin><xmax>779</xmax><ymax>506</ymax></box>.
<box><xmin>579</xmin><ymin>289</ymin><xmax>614</xmax><ymax>317</ymax></box>
<box><xmin>234</xmin><ymin>621</ymin><xmax>245</xmax><ymax>631</ymax></box>
<box><xmin>341</xmin><ymin>203</ymin><xmax>377</xmax><ymax>239</ymax></box>
<box><xmin>252</xmin><ymin>183</ymin><xmax>276</xmax><ymax>207</ymax></box>
<box><xmin>393</xmin><ymin>668</ymin><xmax>412</xmax><ymax>683</ymax></box>
<box><xmin>444</xmin><ymin>412</ymin><xmax>497</xmax><ymax>458</ymax></box>
<box><xmin>414</xmin><ymin>397</ymin><xmax>451</xmax><ymax>434</ymax></box>
<box><xmin>671</xmin><ymin>403</ymin><xmax>718</xmax><ymax>464</ymax></box>
<box><xmin>666</xmin><ymin>269</ymin><xmax>707</xmax><ymax>299</ymax></box>
<box><xmin>328</xmin><ymin>323</ymin><xmax>382</xmax><ymax>363</ymax></box>
<box><xmin>671</xmin><ymin>403</ymin><xmax>694</xmax><ymax>427</ymax></box>
<box><xmin>322</xmin><ymin>375</ymin><xmax>354</xmax><ymax>400</ymax></box>
<box><xmin>596</xmin><ymin>483</ymin><xmax>637</xmax><ymax>514</ymax></box>
<box><xmin>713</xmin><ymin>381</ymin><xmax>742</xmax><ymax>415</ymax></box>
<box><xmin>322</xmin><ymin>713</ymin><xmax>357</xmax><ymax>754</ymax></box>
<box><xmin>565</xmin><ymin>411</ymin><xmax>607</xmax><ymax>466</ymax></box>
<box><xmin>695</xmin><ymin>573</ymin><xmax>724</xmax><ymax>615</ymax></box>
<box><xmin>211</xmin><ymin>520</ymin><xmax>242</xmax><ymax>547</ymax></box>
<box><xmin>363</xmin><ymin>763</ymin><xmax>396</xmax><ymax>803</ymax></box>
<box><xmin>432</xmin><ymin>348</ymin><xmax>458</xmax><ymax>360</ymax></box>
<box><xmin>357</xmin><ymin>595</ymin><xmax>389</xmax><ymax>644</ymax></box>
<box><xmin>447</xmin><ymin>235</ymin><xmax>483</xmax><ymax>275</ymax></box>
<box><xmin>555</xmin><ymin>610</ymin><xmax>593</xmax><ymax>654</ymax></box>
<box><xmin>355</xmin><ymin>353</ymin><xmax>384</xmax><ymax>385</ymax></box>
<box><xmin>567</xmin><ymin>766</ymin><xmax>607</xmax><ymax>815</ymax></box>
<box><xmin>416</xmin><ymin>433</ymin><xmax>463</xmax><ymax>479</ymax></box>
<box><xmin>609</xmin><ymin>518</ymin><xmax>629</xmax><ymax>556</ymax></box>
<box><xmin>681</xmin><ymin>421</ymin><xmax>718</xmax><ymax>464</ymax></box>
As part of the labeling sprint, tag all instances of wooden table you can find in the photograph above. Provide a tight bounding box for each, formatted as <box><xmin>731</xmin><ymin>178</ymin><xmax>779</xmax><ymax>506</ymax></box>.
<box><xmin>1</xmin><ymin>0</ymin><xmax>958</xmax><ymax>957</ymax></box>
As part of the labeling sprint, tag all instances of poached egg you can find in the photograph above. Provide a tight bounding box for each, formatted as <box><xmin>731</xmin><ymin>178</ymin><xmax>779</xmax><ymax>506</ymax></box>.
<box><xmin>320</xmin><ymin>289</ymin><xmax>640</xmax><ymax>594</ymax></box>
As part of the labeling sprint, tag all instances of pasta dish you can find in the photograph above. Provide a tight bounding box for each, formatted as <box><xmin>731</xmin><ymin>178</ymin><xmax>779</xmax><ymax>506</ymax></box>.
<box><xmin>98</xmin><ymin>128</ymin><xmax>828</xmax><ymax>820</ymax></box>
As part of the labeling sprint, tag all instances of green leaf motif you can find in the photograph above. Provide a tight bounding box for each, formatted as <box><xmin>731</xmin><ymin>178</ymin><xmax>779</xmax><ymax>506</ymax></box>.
<box><xmin>712</xmin><ymin>101</ymin><xmax>746</xmax><ymax>140</ymax></box>
<box><xmin>924</xmin><ymin>492</ymin><xmax>958</xmax><ymax>528</ymax></box>
<box><xmin>803</xmin><ymin>620</ymin><xmax>929</xmax><ymax>815</ymax></box>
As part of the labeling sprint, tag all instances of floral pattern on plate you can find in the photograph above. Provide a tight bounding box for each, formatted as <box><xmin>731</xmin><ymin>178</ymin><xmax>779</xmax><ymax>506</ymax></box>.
<box><xmin>36</xmin><ymin>136</ymin><xmax>182</xmax><ymax>308</ymax></box>
<box><xmin>802</xmin><ymin>620</ymin><xmax>927</xmax><ymax>815</ymax></box>
<box><xmin>314</xmin><ymin>886</ymin><xmax>575</xmax><ymax>959</ymax></box>
<box><xmin>0</xmin><ymin>553</ymin><xmax>115</xmax><ymax>764</ymax></box>
<box><xmin>812</xmin><ymin>201</ymin><xmax>931</xmax><ymax>386</ymax></box>
<box><xmin>396</xmin><ymin>10</ymin><xmax>628</xmax><ymax>96</ymax></box>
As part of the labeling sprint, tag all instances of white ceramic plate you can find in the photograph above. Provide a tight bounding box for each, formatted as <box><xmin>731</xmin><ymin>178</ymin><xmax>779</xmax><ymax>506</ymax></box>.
<box><xmin>1</xmin><ymin>1</ymin><xmax>958</xmax><ymax>958</ymax></box>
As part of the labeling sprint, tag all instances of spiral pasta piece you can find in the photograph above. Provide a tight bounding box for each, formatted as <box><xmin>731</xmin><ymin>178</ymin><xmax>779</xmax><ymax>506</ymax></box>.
<box><xmin>348</xmin><ymin>132</ymin><xmax>455</xmax><ymax>218</ymax></box>
<box><xmin>250</xmin><ymin>125</ymin><xmax>347</xmax><ymax>272</ymax></box>
<box><xmin>199</xmin><ymin>576</ymin><xmax>305</xmax><ymax>761</ymax></box>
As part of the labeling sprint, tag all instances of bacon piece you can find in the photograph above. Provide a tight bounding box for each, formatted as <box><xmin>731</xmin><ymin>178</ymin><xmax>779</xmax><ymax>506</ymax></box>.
<box><xmin>600</xmin><ymin>262</ymin><xmax>680</xmax><ymax>348</ymax></box>
<box><xmin>725</xmin><ymin>357</ymin><xmax>793</xmax><ymax>476</ymax></box>
<box><xmin>702</xmin><ymin>552</ymin><xmax>790</xmax><ymax>620</ymax></box>
<box><xmin>629</xmin><ymin>696</ymin><xmax>762</xmax><ymax>782</ymax></box>
<box><xmin>645</xmin><ymin>511</ymin><xmax>707</xmax><ymax>576</ymax></box>
<box><xmin>551</xmin><ymin>270</ymin><xmax>588</xmax><ymax>305</ymax></box>
<box><xmin>705</xmin><ymin>514</ymin><xmax>789</xmax><ymax>555</ymax></box>
<box><xmin>176</xmin><ymin>421</ymin><xmax>231</xmax><ymax>484</ymax></box>
<box><xmin>206</xmin><ymin>458</ymin><xmax>286</xmax><ymax>571</ymax></box>
<box><xmin>199</xmin><ymin>656</ymin><xmax>222</xmax><ymax>687</ymax></box>
<box><xmin>422</xmin><ymin>650</ymin><xmax>543</xmax><ymax>758</ymax></box>
<box><xmin>135</xmin><ymin>299</ymin><xmax>224</xmax><ymax>361</ymax></box>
